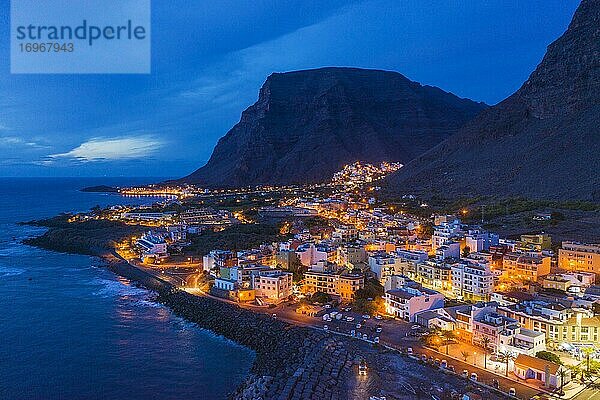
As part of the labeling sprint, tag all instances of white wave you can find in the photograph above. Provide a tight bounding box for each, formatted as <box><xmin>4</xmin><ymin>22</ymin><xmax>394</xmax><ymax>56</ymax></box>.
<box><xmin>0</xmin><ymin>266</ymin><xmax>25</xmax><ymax>277</ymax></box>
<box><xmin>130</xmin><ymin>299</ymin><xmax>163</xmax><ymax>308</ymax></box>
<box><xmin>0</xmin><ymin>242</ymin><xmax>32</xmax><ymax>257</ymax></box>
<box><xmin>91</xmin><ymin>278</ymin><xmax>150</xmax><ymax>298</ymax></box>
<box><xmin>171</xmin><ymin>315</ymin><xmax>200</xmax><ymax>331</ymax></box>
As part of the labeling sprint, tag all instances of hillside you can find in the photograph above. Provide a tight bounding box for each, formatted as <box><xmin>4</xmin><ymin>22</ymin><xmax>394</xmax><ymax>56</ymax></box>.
<box><xmin>182</xmin><ymin>67</ymin><xmax>486</xmax><ymax>187</ymax></box>
<box><xmin>384</xmin><ymin>0</ymin><xmax>600</xmax><ymax>201</ymax></box>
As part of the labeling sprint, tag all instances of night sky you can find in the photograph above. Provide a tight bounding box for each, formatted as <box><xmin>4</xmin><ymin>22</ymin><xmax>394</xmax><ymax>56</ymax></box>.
<box><xmin>0</xmin><ymin>0</ymin><xmax>580</xmax><ymax>177</ymax></box>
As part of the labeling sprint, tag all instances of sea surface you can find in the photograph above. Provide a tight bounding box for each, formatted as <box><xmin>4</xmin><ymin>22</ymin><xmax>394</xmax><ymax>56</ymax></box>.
<box><xmin>0</xmin><ymin>178</ymin><xmax>254</xmax><ymax>400</ymax></box>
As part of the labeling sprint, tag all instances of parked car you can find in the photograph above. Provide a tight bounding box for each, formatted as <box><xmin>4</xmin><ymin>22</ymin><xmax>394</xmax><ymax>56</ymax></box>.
<box><xmin>335</xmin><ymin>313</ymin><xmax>343</xmax><ymax>320</ymax></box>
<box><xmin>374</xmin><ymin>337</ymin><xmax>380</xmax><ymax>343</ymax></box>
<box><xmin>376</xmin><ymin>327</ymin><xmax>383</xmax><ymax>333</ymax></box>
<box><xmin>407</xmin><ymin>347</ymin><xmax>413</xmax><ymax>355</ymax></box>
<box><xmin>470</xmin><ymin>373</ymin><xmax>478</xmax><ymax>382</ymax></box>
<box><xmin>421</xmin><ymin>354</ymin><xmax>428</xmax><ymax>361</ymax></box>
<box><xmin>492</xmin><ymin>379</ymin><xmax>499</xmax><ymax>389</ymax></box>
<box><xmin>362</xmin><ymin>314</ymin><xmax>371</xmax><ymax>319</ymax></box>
<box><xmin>374</xmin><ymin>315</ymin><xmax>382</xmax><ymax>320</ymax></box>
<box><xmin>508</xmin><ymin>388</ymin><xmax>516</xmax><ymax>397</ymax></box>
<box><xmin>356</xmin><ymin>323</ymin><xmax>362</xmax><ymax>329</ymax></box>
<box><xmin>271</xmin><ymin>313</ymin><xmax>277</xmax><ymax>319</ymax></box>
<box><xmin>323</xmin><ymin>325</ymin><xmax>328</xmax><ymax>331</ymax></box>
<box><xmin>362</xmin><ymin>334</ymin><xmax>368</xmax><ymax>340</ymax></box>
<box><xmin>345</xmin><ymin>316</ymin><xmax>355</xmax><ymax>322</ymax></box>
<box><xmin>350</xmin><ymin>329</ymin><xmax>356</xmax><ymax>336</ymax></box>
<box><xmin>434</xmin><ymin>358</ymin><xmax>441</xmax><ymax>367</ymax></box>
<box><xmin>322</xmin><ymin>314</ymin><xmax>330</xmax><ymax>321</ymax></box>
<box><xmin>461</xmin><ymin>370</ymin><xmax>469</xmax><ymax>378</ymax></box>
<box><xmin>324</xmin><ymin>304</ymin><xmax>332</xmax><ymax>309</ymax></box>
<box><xmin>440</xmin><ymin>360</ymin><xmax>448</xmax><ymax>369</ymax></box>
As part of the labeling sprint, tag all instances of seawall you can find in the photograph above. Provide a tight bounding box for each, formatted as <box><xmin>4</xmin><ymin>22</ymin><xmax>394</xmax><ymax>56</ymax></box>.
<box><xmin>105</xmin><ymin>256</ymin><xmax>358</xmax><ymax>400</ymax></box>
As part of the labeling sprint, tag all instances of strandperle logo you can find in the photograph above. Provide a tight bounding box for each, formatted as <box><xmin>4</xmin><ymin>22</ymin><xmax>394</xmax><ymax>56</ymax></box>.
<box><xmin>15</xmin><ymin>20</ymin><xmax>148</xmax><ymax>46</ymax></box>
<box><xmin>11</xmin><ymin>0</ymin><xmax>151</xmax><ymax>74</ymax></box>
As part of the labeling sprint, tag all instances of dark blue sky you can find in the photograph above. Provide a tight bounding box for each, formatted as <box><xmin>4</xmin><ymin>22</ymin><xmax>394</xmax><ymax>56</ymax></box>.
<box><xmin>0</xmin><ymin>0</ymin><xmax>580</xmax><ymax>177</ymax></box>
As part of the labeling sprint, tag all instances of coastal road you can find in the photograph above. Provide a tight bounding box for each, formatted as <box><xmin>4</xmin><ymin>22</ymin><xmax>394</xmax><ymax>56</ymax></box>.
<box><xmin>117</xmin><ymin>265</ymin><xmax>582</xmax><ymax>400</ymax></box>
<box><xmin>265</xmin><ymin>305</ymin><xmax>545</xmax><ymax>400</ymax></box>
<box><xmin>571</xmin><ymin>385</ymin><xmax>600</xmax><ymax>400</ymax></box>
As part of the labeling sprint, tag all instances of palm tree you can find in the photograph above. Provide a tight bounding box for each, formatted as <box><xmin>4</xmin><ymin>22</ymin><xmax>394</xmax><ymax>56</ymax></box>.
<box><xmin>581</xmin><ymin>347</ymin><xmax>594</xmax><ymax>373</ymax></box>
<box><xmin>557</xmin><ymin>367</ymin><xmax>568</xmax><ymax>395</ymax></box>
<box><xmin>480</xmin><ymin>336</ymin><xmax>492</xmax><ymax>369</ymax></box>
<box><xmin>497</xmin><ymin>350</ymin><xmax>516</xmax><ymax>377</ymax></box>
<box><xmin>441</xmin><ymin>330</ymin><xmax>457</xmax><ymax>355</ymax></box>
<box><xmin>569</xmin><ymin>365</ymin><xmax>582</xmax><ymax>382</ymax></box>
<box><xmin>461</xmin><ymin>350</ymin><xmax>471</xmax><ymax>362</ymax></box>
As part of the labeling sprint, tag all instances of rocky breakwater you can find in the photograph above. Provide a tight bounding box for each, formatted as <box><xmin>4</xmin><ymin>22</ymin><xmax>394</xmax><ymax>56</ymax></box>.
<box><xmin>161</xmin><ymin>291</ymin><xmax>356</xmax><ymax>400</ymax></box>
<box><xmin>106</xmin><ymin>258</ymin><xmax>357</xmax><ymax>400</ymax></box>
<box><xmin>107</xmin><ymin>257</ymin><xmax>513</xmax><ymax>400</ymax></box>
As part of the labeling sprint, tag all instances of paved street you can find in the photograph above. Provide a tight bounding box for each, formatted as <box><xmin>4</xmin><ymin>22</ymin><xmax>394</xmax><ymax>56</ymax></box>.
<box><xmin>571</xmin><ymin>386</ymin><xmax>600</xmax><ymax>400</ymax></box>
<box><xmin>263</xmin><ymin>304</ymin><xmax>548</xmax><ymax>400</ymax></box>
<box><xmin>121</xmin><ymin>259</ymin><xmax>598</xmax><ymax>400</ymax></box>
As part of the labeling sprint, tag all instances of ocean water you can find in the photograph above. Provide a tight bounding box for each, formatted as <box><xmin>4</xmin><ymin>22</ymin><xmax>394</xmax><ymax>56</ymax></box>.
<box><xmin>0</xmin><ymin>178</ymin><xmax>254</xmax><ymax>400</ymax></box>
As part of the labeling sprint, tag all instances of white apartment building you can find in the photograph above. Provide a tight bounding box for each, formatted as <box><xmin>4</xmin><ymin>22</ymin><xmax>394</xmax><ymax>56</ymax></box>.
<box><xmin>436</xmin><ymin>241</ymin><xmax>461</xmax><ymax>260</ymax></box>
<box><xmin>385</xmin><ymin>285</ymin><xmax>444</xmax><ymax>322</ymax></box>
<box><xmin>451</xmin><ymin>262</ymin><xmax>494</xmax><ymax>301</ymax></box>
<box><xmin>396</xmin><ymin>249</ymin><xmax>429</xmax><ymax>263</ymax></box>
<box><xmin>432</xmin><ymin>218</ymin><xmax>462</xmax><ymax>252</ymax></box>
<box><xmin>368</xmin><ymin>252</ymin><xmax>402</xmax><ymax>284</ymax></box>
<box><xmin>332</xmin><ymin>225</ymin><xmax>358</xmax><ymax>242</ymax></box>
<box><xmin>464</xmin><ymin>228</ymin><xmax>499</xmax><ymax>253</ymax></box>
<box><xmin>252</xmin><ymin>270</ymin><xmax>293</xmax><ymax>302</ymax></box>
<box><xmin>296</xmin><ymin>243</ymin><xmax>329</xmax><ymax>266</ymax></box>
<box><xmin>136</xmin><ymin>232</ymin><xmax>168</xmax><ymax>256</ymax></box>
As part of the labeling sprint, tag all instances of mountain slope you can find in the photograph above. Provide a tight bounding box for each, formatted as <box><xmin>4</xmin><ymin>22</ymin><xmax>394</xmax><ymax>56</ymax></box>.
<box><xmin>182</xmin><ymin>67</ymin><xmax>486</xmax><ymax>187</ymax></box>
<box><xmin>385</xmin><ymin>0</ymin><xmax>600</xmax><ymax>201</ymax></box>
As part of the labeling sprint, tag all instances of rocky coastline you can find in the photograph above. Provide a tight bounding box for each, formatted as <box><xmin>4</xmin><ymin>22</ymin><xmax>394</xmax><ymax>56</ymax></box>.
<box><xmin>25</xmin><ymin>227</ymin><xmax>510</xmax><ymax>400</ymax></box>
<box><xmin>102</xmin><ymin>255</ymin><xmax>511</xmax><ymax>400</ymax></box>
<box><xmin>105</xmin><ymin>255</ymin><xmax>359</xmax><ymax>400</ymax></box>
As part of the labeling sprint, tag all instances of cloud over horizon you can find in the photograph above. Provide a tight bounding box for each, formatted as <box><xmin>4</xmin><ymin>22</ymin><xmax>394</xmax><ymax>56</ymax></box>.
<box><xmin>49</xmin><ymin>135</ymin><xmax>165</xmax><ymax>162</ymax></box>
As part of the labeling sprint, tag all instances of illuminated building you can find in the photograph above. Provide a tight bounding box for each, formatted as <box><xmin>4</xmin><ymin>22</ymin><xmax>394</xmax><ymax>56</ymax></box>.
<box><xmin>558</xmin><ymin>242</ymin><xmax>600</xmax><ymax>275</ymax></box>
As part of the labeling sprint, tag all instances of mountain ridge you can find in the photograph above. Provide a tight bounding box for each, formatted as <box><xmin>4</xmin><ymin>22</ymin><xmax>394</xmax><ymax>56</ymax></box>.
<box><xmin>383</xmin><ymin>0</ymin><xmax>600</xmax><ymax>201</ymax></box>
<box><xmin>181</xmin><ymin>67</ymin><xmax>487</xmax><ymax>187</ymax></box>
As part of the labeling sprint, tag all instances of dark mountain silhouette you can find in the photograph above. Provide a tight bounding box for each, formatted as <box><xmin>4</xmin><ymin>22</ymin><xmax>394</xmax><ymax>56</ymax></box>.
<box><xmin>181</xmin><ymin>67</ymin><xmax>486</xmax><ymax>187</ymax></box>
<box><xmin>385</xmin><ymin>0</ymin><xmax>600</xmax><ymax>201</ymax></box>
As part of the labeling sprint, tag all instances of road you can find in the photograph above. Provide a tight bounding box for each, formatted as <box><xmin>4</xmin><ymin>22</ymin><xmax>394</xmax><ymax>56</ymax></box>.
<box><xmin>115</xmin><ymin>257</ymin><xmax>597</xmax><ymax>400</ymax></box>
<box><xmin>264</xmin><ymin>305</ymin><xmax>548</xmax><ymax>400</ymax></box>
<box><xmin>571</xmin><ymin>385</ymin><xmax>600</xmax><ymax>400</ymax></box>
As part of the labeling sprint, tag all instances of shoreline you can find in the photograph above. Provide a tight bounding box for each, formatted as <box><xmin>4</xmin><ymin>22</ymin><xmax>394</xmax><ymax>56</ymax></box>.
<box><xmin>23</xmin><ymin>226</ymin><xmax>513</xmax><ymax>400</ymax></box>
<box><xmin>101</xmin><ymin>252</ymin><xmax>356</xmax><ymax>399</ymax></box>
